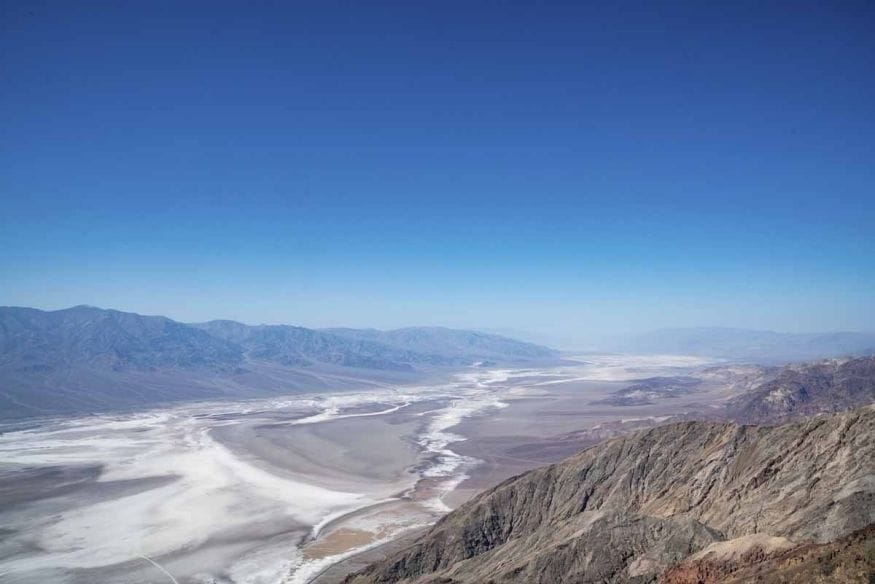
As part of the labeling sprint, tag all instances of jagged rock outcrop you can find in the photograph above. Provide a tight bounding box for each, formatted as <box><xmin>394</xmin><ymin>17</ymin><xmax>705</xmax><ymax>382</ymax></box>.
<box><xmin>346</xmin><ymin>406</ymin><xmax>875</xmax><ymax>583</ymax></box>
<box><xmin>661</xmin><ymin>525</ymin><xmax>875</xmax><ymax>583</ymax></box>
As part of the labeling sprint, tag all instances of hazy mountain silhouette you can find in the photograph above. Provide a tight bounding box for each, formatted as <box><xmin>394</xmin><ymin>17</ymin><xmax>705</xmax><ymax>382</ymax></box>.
<box><xmin>614</xmin><ymin>327</ymin><xmax>875</xmax><ymax>362</ymax></box>
<box><xmin>0</xmin><ymin>305</ymin><xmax>558</xmax><ymax>419</ymax></box>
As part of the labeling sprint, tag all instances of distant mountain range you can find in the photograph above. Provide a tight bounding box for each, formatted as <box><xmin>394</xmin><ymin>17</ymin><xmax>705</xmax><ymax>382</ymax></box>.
<box><xmin>613</xmin><ymin>326</ymin><xmax>875</xmax><ymax>362</ymax></box>
<box><xmin>0</xmin><ymin>305</ymin><xmax>558</xmax><ymax>419</ymax></box>
<box><xmin>322</xmin><ymin>327</ymin><xmax>555</xmax><ymax>363</ymax></box>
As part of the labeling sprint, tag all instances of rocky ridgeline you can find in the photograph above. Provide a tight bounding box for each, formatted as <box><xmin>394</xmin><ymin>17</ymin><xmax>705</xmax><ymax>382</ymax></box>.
<box><xmin>725</xmin><ymin>355</ymin><xmax>875</xmax><ymax>424</ymax></box>
<box><xmin>345</xmin><ymin>406</ymin><xmax>875</xmax><ymax>583</ymax></box>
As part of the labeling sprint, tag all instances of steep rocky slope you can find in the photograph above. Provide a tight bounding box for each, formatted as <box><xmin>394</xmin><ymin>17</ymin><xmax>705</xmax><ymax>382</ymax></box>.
<box><xmin>661</xmin><ymin>524</ymin><xmax>875</xmax><ymax>583</ymax></box>
<box><xmin>346</xmin><ymin>406</ymin><xmax>875</xmax><ymax>583</ymax></box>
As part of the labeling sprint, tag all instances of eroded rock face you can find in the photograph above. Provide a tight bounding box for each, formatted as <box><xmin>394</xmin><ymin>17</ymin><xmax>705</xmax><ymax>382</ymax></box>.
<box><xmin>661</xmin><ymin>525</ymin><xmax>875</xmax><ymax>584</ymax></box>
<box><xmin>345</xmin><ymin>406</ymin><xmax>875</xmax><ymax>583</ymax></box>
<box><xmin>725</xmin><ymin>355</ymin><xmax>875</xmax><ymax>424</ymax></box>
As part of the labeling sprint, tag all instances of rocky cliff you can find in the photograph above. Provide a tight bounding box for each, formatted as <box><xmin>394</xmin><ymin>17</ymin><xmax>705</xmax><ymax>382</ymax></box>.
<box><xmin>346</xmin><ymin>406</ymin><xmax>875</xmax><ymax>583</ymax></box>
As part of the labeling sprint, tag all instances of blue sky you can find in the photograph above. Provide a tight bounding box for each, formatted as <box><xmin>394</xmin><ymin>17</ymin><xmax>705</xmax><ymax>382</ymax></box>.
<box><xmin>1</xmin><ymin>1</ymin><xmax>873</xmax><ymax>344</ymax></box>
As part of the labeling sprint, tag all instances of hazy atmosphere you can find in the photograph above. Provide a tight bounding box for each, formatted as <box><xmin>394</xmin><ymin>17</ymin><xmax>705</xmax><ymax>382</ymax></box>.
<box><xmin>2</xmin><ymin>3</ymin><xmax>875</xmax><ymax>584</ymax></box>
<box><xmin>2</xmin><ymin>2</ymin><xmax>874</xmax><ymax>344</ymax></box>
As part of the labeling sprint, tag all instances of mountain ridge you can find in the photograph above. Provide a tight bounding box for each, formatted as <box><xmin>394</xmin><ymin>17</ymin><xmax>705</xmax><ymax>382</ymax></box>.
<box><xmin>321</xmin><ymin>326</ymin><xmax>554</xmax><ymax>363</ymax></box>
<box><xmin>345</xmin><ymin>405</ymin><xmax>875</xmax><ymax>583</ymax></box>
<box><xmin>0</xmin><ymin>305</ymin><xmax>558</xmax><ymax>419</ymax></box>
<box><xmin>723</xmin><ymin>354</ymin><xmax>875</xmax><ymax>424</ymax></box>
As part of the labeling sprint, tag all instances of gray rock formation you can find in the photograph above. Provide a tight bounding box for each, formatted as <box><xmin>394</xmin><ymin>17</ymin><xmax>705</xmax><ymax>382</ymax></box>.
<box><xmin>591</xmin><ymin>356</ymin><xmax>875</xmax><ymax>427</ymax></box>
<box><xmin>346</xmin><ymin>406</ymin><xmax>875</xmax><ymax>583</ymax></box>
<box><xmin>725</xmin><ymin>355</ymin><xmax>875</xmax><ymax>424</ymax></box>
<box><xmin>661</xmin><ymin>525</ymin><xmax>875</xmax><ymax>583</ymax></box>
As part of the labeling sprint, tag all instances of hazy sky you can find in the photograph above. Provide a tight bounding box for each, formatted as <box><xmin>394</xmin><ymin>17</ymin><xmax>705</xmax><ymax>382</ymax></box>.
<box><xmin>2</xmin><ymin>1</ymin><xmax>873</xmax><ymax>344</ymax></box>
